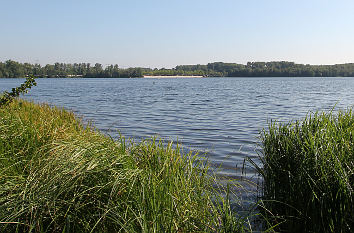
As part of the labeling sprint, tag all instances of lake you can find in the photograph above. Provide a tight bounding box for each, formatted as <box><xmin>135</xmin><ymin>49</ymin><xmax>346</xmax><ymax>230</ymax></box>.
<box><xmin>1</xmin><ymin>77</ymin><xmax>354</xmax><ymax>178</ymax></box>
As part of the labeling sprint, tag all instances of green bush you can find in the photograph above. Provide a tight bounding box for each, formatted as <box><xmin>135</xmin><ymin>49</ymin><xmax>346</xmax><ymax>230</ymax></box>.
<box><xmin>259</xmin><ymin>110</ymin><xmax>354</xmax><ymax>232</ymax></box>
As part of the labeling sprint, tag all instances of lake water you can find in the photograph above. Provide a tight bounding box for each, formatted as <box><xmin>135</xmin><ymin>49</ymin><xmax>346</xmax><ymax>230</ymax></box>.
<box><xmin>1</xmin><ymin>77</ymin><xmax>354</xmax><ymax>179</ymax></box>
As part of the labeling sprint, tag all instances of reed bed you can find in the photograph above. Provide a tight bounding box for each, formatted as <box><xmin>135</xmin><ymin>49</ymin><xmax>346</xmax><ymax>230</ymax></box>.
<box><xmin>258</xmin><ymin>110</ymin><xmax>354</xmax><ymax>232</ymax></box>
<box><xmin>0</xmin><ymin>99</ymin><xmax>249</xmax><ymax>233</ymax></box>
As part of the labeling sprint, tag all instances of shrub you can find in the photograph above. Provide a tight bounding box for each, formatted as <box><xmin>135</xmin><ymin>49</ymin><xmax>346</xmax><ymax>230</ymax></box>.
<box><xmin>0</xmin><ymin>76</ymin><xmax>36</xmax><ymax>107</ymax></box>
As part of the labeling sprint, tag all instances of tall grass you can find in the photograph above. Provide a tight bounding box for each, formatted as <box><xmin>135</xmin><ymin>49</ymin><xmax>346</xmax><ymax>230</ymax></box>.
<box><xmin>257</xmin><ymin>110</ymin><xmax>354</xmax><ymax>232</ymax></box>
<box><xmin>0</xmin><ymin>99</ymin><xmax>249</xmax><ymax>232</ymax></box>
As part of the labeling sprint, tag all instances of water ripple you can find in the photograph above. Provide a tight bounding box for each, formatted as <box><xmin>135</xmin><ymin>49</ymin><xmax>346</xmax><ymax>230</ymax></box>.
<box><xmin>1</xmin><ymin>77</ymin><xmax>354</xmax><ymax>179</ymax></box>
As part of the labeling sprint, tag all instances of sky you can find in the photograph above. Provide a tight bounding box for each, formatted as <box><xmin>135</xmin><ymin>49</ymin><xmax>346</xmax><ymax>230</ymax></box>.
<box><xmin>1</xmin><ymin>0</ymin><xmax>354</xmax><ymax>68</ymax></box>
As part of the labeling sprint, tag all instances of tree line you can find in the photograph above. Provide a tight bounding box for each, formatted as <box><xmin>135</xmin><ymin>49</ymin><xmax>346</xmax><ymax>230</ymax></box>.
<box><xmin>1</xmin><ymin>60</ymin><xmax>354</xmax><ymax>78</ymax></box>
<box><xmin>0</xmin><ymin>61</ymin><xmax>142</xmax><ymax>78</ymax></box>
<box><xmin>146</xmin><ymin>62</ymin><xmax>354</xmax><ymax>77</ymax></box>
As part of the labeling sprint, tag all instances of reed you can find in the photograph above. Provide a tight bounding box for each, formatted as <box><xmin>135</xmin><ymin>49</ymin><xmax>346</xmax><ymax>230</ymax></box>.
<box><xmin>257</xmin><ymin>110</ymin><xmax>354</xmax><ymax>232</ymax></box>
<box><xmin>0</xmin><ymin>99</ymin><xmax>249</xmax><ymax>232</ymax></box>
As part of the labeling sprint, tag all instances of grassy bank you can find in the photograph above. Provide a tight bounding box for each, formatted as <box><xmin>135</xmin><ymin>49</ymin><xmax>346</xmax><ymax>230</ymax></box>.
<box><xmin>0</xmin><ymin>99</ymin><xmax>249</xmax><ymax>233</ymax></box>
<box><xmin>258</xmin><ymin>110</ymin><xmax>354</xmax><ymax>232</ymax></box>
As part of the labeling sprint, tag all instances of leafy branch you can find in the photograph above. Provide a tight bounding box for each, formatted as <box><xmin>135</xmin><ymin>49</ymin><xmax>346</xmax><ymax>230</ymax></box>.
<box><xmin>0</xmin><ymin>76</ymin><xmax>37</xmax><ymax>107</ymax></box>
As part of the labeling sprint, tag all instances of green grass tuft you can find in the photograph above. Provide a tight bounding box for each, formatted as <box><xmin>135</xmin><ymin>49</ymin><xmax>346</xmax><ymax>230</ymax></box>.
<box><xmin>258</xmin><ymin>109</ymin><xmax>354</xmax><ymax>232</ymax></box>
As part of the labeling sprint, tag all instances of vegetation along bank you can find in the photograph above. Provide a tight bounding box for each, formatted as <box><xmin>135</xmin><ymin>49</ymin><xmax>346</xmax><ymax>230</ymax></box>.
<box><xmin>0</xmin><ymin>78</ymin><xmax>252</xmax><ymax>232</ymax></box>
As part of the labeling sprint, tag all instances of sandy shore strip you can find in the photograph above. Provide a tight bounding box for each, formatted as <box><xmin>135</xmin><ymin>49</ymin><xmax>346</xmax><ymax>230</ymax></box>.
<box><xmin>143</xmin><ymin>75</ymin><xmax>204</xmax><ymax>78</ymax></box>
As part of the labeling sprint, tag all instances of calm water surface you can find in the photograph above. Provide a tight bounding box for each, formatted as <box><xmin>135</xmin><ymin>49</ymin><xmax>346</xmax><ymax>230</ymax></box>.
<box><xmin>1</xmin><ymin>77</ymin><xmax>354</xmax><ymax>178</ymax></box>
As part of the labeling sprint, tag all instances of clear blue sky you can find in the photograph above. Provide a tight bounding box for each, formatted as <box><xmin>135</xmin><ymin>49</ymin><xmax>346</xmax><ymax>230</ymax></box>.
<box><xmin>1</xmin><ymin>0</ymin><xmax>354</xmax><ymax>68</ymax></box>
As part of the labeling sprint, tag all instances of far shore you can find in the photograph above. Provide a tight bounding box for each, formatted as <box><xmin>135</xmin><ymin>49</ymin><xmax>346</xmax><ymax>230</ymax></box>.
<box><xmin>143</xmin><ymin>75</ymin><xmax>204</xmax><ymax>78</ymax></box>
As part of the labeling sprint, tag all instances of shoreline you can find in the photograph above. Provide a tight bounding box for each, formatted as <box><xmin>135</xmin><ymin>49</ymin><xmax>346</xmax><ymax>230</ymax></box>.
<box><xmin>143</xmin><ymin>75</ymin><xmax>204</xmax><ymax>78</ymax></box>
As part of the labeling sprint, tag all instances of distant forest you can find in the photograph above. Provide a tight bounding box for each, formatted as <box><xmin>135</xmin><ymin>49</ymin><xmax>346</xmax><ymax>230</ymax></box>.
<box><xmin>1</xmin><ymin>60</ymin><xmax>354</xmax><ymax>78</ymax></box>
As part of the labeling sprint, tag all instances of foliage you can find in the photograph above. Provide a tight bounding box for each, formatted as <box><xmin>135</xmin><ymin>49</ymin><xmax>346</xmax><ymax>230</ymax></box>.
<box><xmin>0</xmin><ymin>99</ymin><xmax>250</xmax><ymax>233</ymax></box>
<box><xmin>143</xmin><ymin>61</ymin><xmax>354</xmax><ymax>77</ymax></box>
<box><xmin>0</xmin><ymin>75</ymin><xmax>36</xmax><ymax>107</ymax></box>
<box><xmin>0</xmin><ymin>60</ymin><xmax>142</xmax><ymax>78</ymax></box>
<box><xmin>256</xmin><ymin>110</ymin><xmax>354</xmax><ymax>232</ymax></box>
<box><xmin>1</xmin><ymin>60</ymin><xmax>354</xmax><ymax>78</ymax></box>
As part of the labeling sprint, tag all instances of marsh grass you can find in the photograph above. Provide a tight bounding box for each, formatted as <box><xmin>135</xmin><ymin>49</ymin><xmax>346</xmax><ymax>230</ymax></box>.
<box><xmin>255</xmin><ymin>110</ymin><xmax>354</xmax><ymax>232</ymax></box>
<box><xmin>0</xmin><ymin>99</ymin><xmax>251</xmax><ymax>232</ymax></box>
